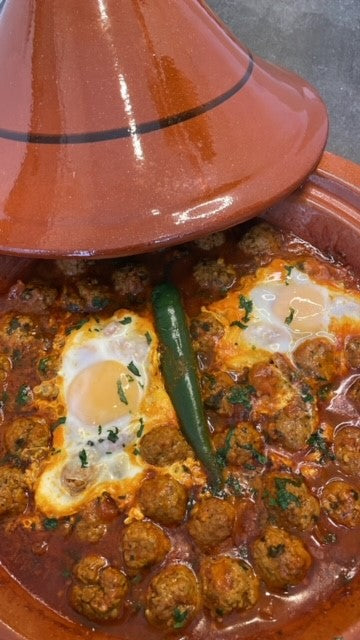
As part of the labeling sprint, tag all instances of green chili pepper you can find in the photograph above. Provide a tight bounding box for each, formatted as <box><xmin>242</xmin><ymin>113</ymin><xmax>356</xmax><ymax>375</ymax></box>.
<box><xmin>152</xmin><ymin>283</ymin><xmax>222</xmax><ymax>488</ymax></box>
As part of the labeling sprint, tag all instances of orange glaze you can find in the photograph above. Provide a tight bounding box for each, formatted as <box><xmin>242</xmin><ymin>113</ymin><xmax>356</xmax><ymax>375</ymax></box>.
<box><xmin>0</xmin><ymin>221</ymin><xmax>360</xmax><ymax>640</ymax></box>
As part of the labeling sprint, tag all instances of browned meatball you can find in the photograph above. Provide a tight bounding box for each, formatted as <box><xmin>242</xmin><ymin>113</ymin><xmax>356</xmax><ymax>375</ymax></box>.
<box><xmin>214</xmin><ymin>422</ymin><xmax>266</xmax><ymax>469</ymax></box>
<box><xmin>252</xmin><ymin>525</ymin><xmax>312</xmax><ymax>589</ymax></box>
<box><xmin>112</xmin><ymin>264</ymin><xmax>149</xmax><ymax>302</ymax></box>
<box><xmin>345</xmin><ymin>336</ymin><xmax>360</xmax><ymax>369</ymax></box>
<box><xmin>74</xmin><ymin>495</ymin><xmax>119</xmax><ymax>543</ymax></box>
<box><xmin>249</xmin><ymin>362</ymin><xmax>290</xmax><ymax>405</ymax></box>
<box><xmin>122</xmin><ymin>521</ymin><xmax>170</xmax><ymax>575</ymax></box>
<box><xmin>201</xmin><ymin>371</ymin><xmax>234</xmax><ymax>415</ymax></box>
<box><xmin>293</xmin><ymin>338</ymin><xmax>338</xmax><ymax>381</ymax></box>
<box><xmin>76</xmin><ymin>279</ymin><xmax>111</xmax><ymax>311</ymax></box>
<box><xmin>4</xmin><ymin>417</ymin><xmax>50</xmax><ymax>461</ymax></box>
<box><xmin>140</xmin><ymin>426</ymin><xmax>191</xmax><ymax>467</ymax></box>
<box><xmin>200</xmin><ymin>556</ymin><xmax>259</xmax><ymax>617</ymax></box>
<box><xmin>56</xmin><ymin>258</ymin><xmax>89</xmax><ymax>277</ymax></box>
<box><xmin>0</xmin><ymin>466</ymin><xmax>28</xmax><ymax>516</ymax></box>
<box><xmin>334</xmin><ymin>426</ymin><xmax>360</xmax><ymax>476</ymax></box>
<box><xmin>195</xmin><ymin>232</ymin><xmax>226</xmax><ymax>251</ymax></box>
<box><xmin>190</xmin><ymin>312</ymin><xmax>225</xmax><ymax>353</ymax></box>
<box><xmin>188</xmin><ymin>497</ymin><xmax>235</xmax><ymax>551</ymax></box>
<box><xmin>238</xmin><ymin>222</ymin><xmax>281</xmax><ymax>257</ymax></box>
<box><xmin>138</xmin><ymin>474</ymin><xmax>187</xmax><ymax>525</ymax></box>
<box><xmin>70</xmin><ymin>555</ymin><xmax>128</xmax><ymax>622</ymax></box>
<box><xmin>7</xmin><ymin>280</ymin><xmax>57</xmax><ymax>311</ymax></box>
<box><xmin>348</xmin><ymin>378</ymin><xmax>360</xmax><ymax>411</ymax></box>
<box><xmin>321</xmin><ymin>481</ymin><xmax>360</xmax><ymax>527</ymax></box>
<box><xmin>262</xmin><ymin>472</ymin><xmax>319</xmax><ymax>531</ymax></box>
<box><xmin>145</xmin><ymin>564</ymin><xmax>200</xmax><ymax>629</ymax></box>
<box><xmin>266</xmin><ymin>397</ymin><xmax>315</xmax><ymax>452</ymax></box>
<box><xmin>193</xmin><ymin>259</ymin><xmax>236</xmax><ymax>295</ymax></box>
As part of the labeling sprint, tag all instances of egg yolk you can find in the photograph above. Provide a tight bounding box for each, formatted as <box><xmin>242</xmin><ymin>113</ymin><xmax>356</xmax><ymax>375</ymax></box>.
<box><xmin>67</xmin><ymin>360</ymin><xmax>141</xmax><ymax>425</ymax></box>
<box><xmin>273</xmin><ymin>283</ymin><xmax>327</xmax><ymax>333</ymax></box>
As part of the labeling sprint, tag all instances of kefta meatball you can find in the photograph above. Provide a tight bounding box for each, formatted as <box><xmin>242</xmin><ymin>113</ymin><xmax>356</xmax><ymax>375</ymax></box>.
<box><xmin>200</xmin><ymin>556</ymin><xmax>259</xmax><ymax>617</ymax></box>
<box><xmin>321</xmin><ymin>480</ymin><xmax>360</xmax><ymax>527</ymax></box>
<box><xmin>0</xmin><ymin>466</ymin><xmax>28</xmax><ymax>516</ymax></box>
<box><xmin>140</xmin><ymin>426</ymin><xmax>191</xmax><ymax>467</ymax></box>
<box><xmin>122</xmin><ymin>521</ymin><xmax>170</xmax><ymax>575</ymax></box>
<box><xmin>74</xmin><ymin>495</ymin><xmax>119</xmax><ymax>543</ymax></box>
<box><xmin>345</xmin><ymin>336</ymin><xmax>360</xmax><ymax>369</ymax></box>
<box><xmin>214</xmin><ymin>422</ymin><xmax>266</xmax><ymax>469</ymax></box>
<box><xmin>262</xmin><ymin>472</ymin><xmax>320</xmax><ymax>531</ymax></box>
<box><xmin>195</xmin><ymin>232</ymin><xmax>226</xmax><ymax>251</ymax></box>
<box><xmin>145</xmin><ymin>564</ymin><xmax>200</xmax><ymax>630</ymax></box>
<box><xmin>293</xmin><ymin>338</ymin><xmax>338</xmax><ymax>382</ymax></box>
<box><xmin>249</xmin><ymin>362</ymin><xmax>291</xmax><ymax>413</ymax></box>
<box><xmin>138</xmin><ymin>474</ymin><xmax>187</xmax><ymax>526</ymax></box>
<box><xmin>187</xmin><ymin>497</ymin><xmax>235</xmax><ymax>551</ymax></box>
<box><xmin>252</xmin><ymin>525</ymin><xmax>312</xmax><ymax>589</ymax></box>
<box><xmin>70</xmin><ymin>555</ymin><xmax>128</xmax><ymax>622</ymax></box>
<box><xmin>237</xmin><ymin>222</ymin><xmax>281</xmax><ymax>257</ymax></box>
<box><xmin>112</xmin><ymin>264</ymin><xmax>149</xmax><ymax>303</ymax></box>
<box><xmin>4</xmin><ymin>416</ymin><xmax>50</xmax><ymax>461</ymax></box>
<box><xmin>193</xmin><ymin>259</ymin><xmax>236</xmax><ymax>296</ymax></box>
<box><xmin>265</xmin><ymin>397</ymin><xmax>316</xmax><ymax>452</ymax></box>
<box><xmin>334</xmin><ymin>427</ymin><xmax>360</xmax><ymax>476</ymax></box>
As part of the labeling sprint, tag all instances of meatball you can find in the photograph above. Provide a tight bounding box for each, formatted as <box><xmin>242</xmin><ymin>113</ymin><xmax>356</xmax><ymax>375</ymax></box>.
<box><xmin>345</xmin><ymin>336</ymin><xmax>360</xmax><ymax>369</ymax></box>
<box><xmin>195</xmin><ymin>232</ymin><xmax>225</xmax><ymax>251</ymax></box>
<box><xmin>201</xmin><ymin>371</ymin><xmax>234</xmax><ymax>415</ymax></box>
<box><xmin>252</xmin><ymin>525</ymin><xmax>312</xmax><ymax>589</ymax></box>
<box><xmin>7</xmin><ymin>280</ymin><xmax>57</xmax><ymax>311</ymax></box>
<box><xmin>122</xmin><ymin>521</ymin><xmax>170</xmax><ymax>575</ymax></box>
<box><xmin>193</xmin><ymin>259</ymin><xmax>236</xmax><ymax>295</ymax></box>
<box><xmin>112</xmin><ymin>264</ymin><xmax>149</xmax><ymax>303</ymax></box>
<box><xmin>76</xmin><ymin>279</ymin><xmax>111</xmax><ymax>312</ymax></box>
<box><xmin>249</xmin><ymin>362</ymin><xmax>291</xmax><ymax>413</ymax></box>
<box><xmin>238</xmin><ymin>222</ymin><xmax>281</xmax><ymax>257</ymax></box>
<box><xmin>188</xmin><ymin>497</ymin><xmax>235</xmax><ymax>551</ymax></box>
<box><xmin>266</xmin><ymin>397</ymin><xmax>315</xmax><ymax>451</ymax></box>
<box><xmin>334</xmin><ymin>426</ymin><xmax>360</xmax><ymax>476</ymax></box>
<box><xmin>348</xmin><ymin>378</ymin><xmax>360</xmax><ymax>411</ymax></box>
<box><xmin>262</xmin><ymin>472</ymin><xmax>319</xmax><ymax>531</ymax></box>
<box><xmin>293</xmin><ymin>338</ymin><xmax>338</xmax><ymax>381</ymax></box>
<box><xmin>190</xmin><ymin>312</ymin><xmax>225</xmax><ymax>353</ymax></box>
<box><xmin>140</xmin><ymin>426</ymin><xmax>191</xmax><ymax>467</ymax></box>
<box><xmin>74</xmin><ymin>495</ymin><xmax>118</xmax><ymax>543</ymax></box>
<box><xmin>214</xmin><ymin>422</ymin><xmax>265</xmax><ymax>469</ymax></box>
<box><xmin>0</xmin><ymin>466</ymin><xmax>28</xmax><ymax>516</ymax></box>
<box><xmin>4</xmin><ymin>416</ymin><xmax>50</xmax><ymax>461</ymax></box>
<box><xmin>56</xmin><ymin>258</ymin><xmax>89</xmax><ymax>277</ymax></box>
<box><xmin>200</xmin><ymin>556</ymin><xmax>259</xmax><ymax>616</ymax></box>
<box><xmin>321</xmin><ymin>480</ymin><xmax>360</xmax><ymax>527</ymax></box>
<box><xmin>70</xmin><ymin>555</ymin><xmax>128</xmax><ymax>622</ymax></box>
<box><xmin>145</xmin><ymin>564</ymin><xmax>200</xmax><ymax>629</ymax></box>
<box><xmin>138</xmin><ymin>474</ymin><xmax>187</xmax><ymax>525</ymax></box>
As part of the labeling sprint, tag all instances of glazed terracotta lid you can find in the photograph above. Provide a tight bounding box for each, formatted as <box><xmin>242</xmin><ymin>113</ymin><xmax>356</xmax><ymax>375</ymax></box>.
<box><xmin>0</xmin><ymin>0</ymin><xmax>328</xmax><ymax>257</ymax></box>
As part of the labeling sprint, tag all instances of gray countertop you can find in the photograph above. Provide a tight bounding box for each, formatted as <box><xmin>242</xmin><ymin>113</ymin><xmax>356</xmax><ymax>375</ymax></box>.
<box><xmin>208</xmin><ymin>0</ymin><xmax>360</xmax><ymax>164</ymax></box>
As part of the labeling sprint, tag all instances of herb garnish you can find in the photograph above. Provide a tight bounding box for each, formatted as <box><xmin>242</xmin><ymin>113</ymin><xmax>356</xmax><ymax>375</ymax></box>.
<box><xmin>79</xmin><ymin>449</ymin><xmax>88</xmax><ymax>468</ymax></box>
<box><xmin>284</xmin><ymin>307</ymin><xmax>295</xmax><ymax>325</ymax></box>
<box><xmin>241</xmin><ymin>443</ymin><xmax>268</xmax><ymax>465</ymax></box>
<box><xmin>264</xmin><ymin>477</ymin><xmax>302</xmax><ymax>510</ymax></box>
<box><xmin>38</xmin><ymin>357</ymin><xmax>50</xmax><ymax>374</ymax></box>
<box><xmin>239</xmin><ymin>295</ymin><xmax>253</xmax><ymax>323</ymax></box>
<box><xmin>268</xmin><ymin>544</ymin><xmax>285</xmax><ymax>558</ymax></box>
<box><xmin>107</xmin><ymin>427</ymin><xmax>119</xmax><ymax>443</ymax></box>
<box><xmin>145</xmin><ymin>331</ymin><xmax>152</xmax><ymax>344</ymax></box>
<box><xmin>216</xmin><ymin>428</ymin><xmax>235</xmax><ymax>468</ymax></box>
<box><xmin>16</xmin><ymin>384</ymin><xmax>31</xmax><ymax>406</ymax></box>
<box><xmin>11</xmin><ymin>348</ymin><xmax>22</xmax><ymax>364</ymax></box>
<box><xmin>301</xmin><ymin>385</ymin><xmax>314</xmax><ymax>403</ymax></box>
<box><xmin>91</xmin><ymin>296</ymin><xmax>109</xmax><ymax>310</ymax></box>
<box><xmin>51</xmin><ymin>416</ymin><xmax>66</xmax><ymax>431</ymax></box>
<box><xmin>7</xmin><ymin>317</ymin><xmax>21</xmax><ymax>334</ymax></box>
<box><xmin>230</xmin><ymin>320</ymin><xmax>248</xmax><ymax>330</ymax></box>
<box><xmin>136</xmin><ymin>418</ymin><xmax>145</xmax><ymax>439</ymax></box>
<box><xmin>65</xmin><ymin>318</ymin><xmax>89</xmax><ymax>335</ymax></box>
<box><xmin>117</xmin><ymin>380</ymin><xmax>128</xmax><ymax>405</ymax></box>
<box><xmin>43</xmin><ymin>517</ymin><xmax>59</xmax><ymax>531</ymax></box>
<box><xmin>98</xmin><ymin>425</ymin><xmax>102</xmax><ymax>435</ymax></box>
<box><xmin>225</xmin><ymin>474</ymin><xmax>244</xmax><ymax>496</ymax></box>
<box><xmin>119</xmin><ymin>316</ymin><xmax>132</xmax><ymax>325</ymax></box>
<box><xmin>284</xmin><ymin>264</ymin><xmax>294</xmax><ymax>284</ymax></box>
<box><xmin>127</xmin><ymin>361</ymin><xmax>140</xmax><ymax>377</ymax></box>
<box><xmin>307</xmin><ymin>429</ymin><xmax>335</xmax><ymax>462</ymax></box>
<box><xmin>173</xmin><ymin>607</ymin><xmax>188</xmax><ymax>629</ymax></box>
<box><xmin>228</xmin><ymin>384</ymin><xmax>256</xmax><ymax>410</ymax></box>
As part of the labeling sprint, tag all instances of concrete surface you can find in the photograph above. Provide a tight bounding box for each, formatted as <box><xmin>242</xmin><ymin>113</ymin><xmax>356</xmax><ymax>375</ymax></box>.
<box><xmin>208</xmin><ymin>0</ymin><xmax>360</xmax><ymax>164</ymax></box>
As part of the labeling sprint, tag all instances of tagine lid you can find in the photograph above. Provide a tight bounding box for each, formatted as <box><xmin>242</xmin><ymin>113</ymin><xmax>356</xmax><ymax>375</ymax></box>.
<box><xmin>0</xmin><ymin>0</ymin><xmax>328</xmax><ymax>258</ymax></box>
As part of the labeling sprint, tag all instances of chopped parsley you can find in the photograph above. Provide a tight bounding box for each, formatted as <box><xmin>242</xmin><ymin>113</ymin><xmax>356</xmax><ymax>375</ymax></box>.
<box><xmin>133</xmin><ymin>447</ymin><xmax>140</xmax><ymax>456</ymax></box>
<box><xmin>7</xmin><ymin>317</ymin><xmax>21</xmax><ymax>334</ymax></box>
<box><xmin>264</xmin><ymin>477</ymin><xmax>302</xmax><ymax>510</ymax></box>
<box><xmin>87</xmin><ymin>440</ymin><xmax>94</xmax><ymax>446</ymax></box>
<box><xmin>301</xmin><ymin>385</ymin><xmax>314</xmax><ymax>403</ymax></box>
<box><xmin>173</xmin><ymin>607</ymin><xmax>188</xmax><ymax>629</ymax></box>
<box><xmin>38</xmin><ymin>357</ymin><xmax>50</xmax><ymax>374</ymax></box>
<box><xmin>43</xmin><ymin>517</ymin><xmax>59</xmax><ymax>531</ymax></box>
<box><xmin>136</xmin><ymin>418</ymin><xmax>145</xmax><ymax>439</ymax></box>
<box><xmin>228</xmin><ymin>384</ymin><xmax>256</xmax><ymax>410</ymax></box>
<box><xmin>307</xmin><ymin>429</ymin><xmax>335</xmax><ymax>462</ymax></box>
<box><xmin>323</xmin><ymin>532</ymin><xmax>337</xmax><ymax>544</ymax></box>
<box><xmin>241</xmin><ymin>443</ymin><xmax>268</xmax><ymax>465</ymax></box>
<box><xmin>51</xmin><ymin>416</ymin><xmax>66</xmax><ymax>431</ymax></box>
<box><xmin>230</xmin><ymin>320</ymin><xmax>248</xmax><ymax>330</ymax></box>
<box><xmin>268</xmin><ymin>544</ymin><xmax>285</xmax><ymax>558</ymax></box>
<box><xmin>11</xmin><ymin>348</ymin><xmax>22</xmax><ymax>364</ymax></box>
<box><xmin>225</xmin><ymin>474</ymin><xmax>244</xmax><ymax>496</ymax></box>
<box><xmin>79</xmin><ymin>449</ymin><xmax>88</xmax><ymax>468</ymax></box>
<box><xmin>91</xmin><ymin>296</ymin><xmax>109</xmax><ymax>310</ymax></box>
<box><xmin>131</xmin><ymin>574</ymin><xmax>142</xmax><ymax>585</ymax></box>
<box><xmin>216</xmin><ymin>428</ymin><xmax>235</xmax><ymax>468</ymax></box>
<box><xmin>145</xmin><ymin>331</ymin><xmax>152</xmax><ymax>344</ymax></box>
<box><xmin>284</xmin><ymin>307</ymin><xmax>295</xmax><ymax>325</ymax></box>
<box><xmin>65</xmin><ymin>318</ymin><xmax>89</xmax><ymax>335</ymax></box>
<box><xmin>98</xmin><ymin>425</ymin><xmax>102</xmax><ymax>435</ymax></box>
<box><xmin>284</xmin><ymin>264</ymin><xmax>294</xmax><ymax>284</ymax></box>
<box><xmin>117</xmin><ymin>380</ymin><xmax>128</xmax><ymax>405</ymax></box>
<box><xmin>107</xmin><ymin>427</ymin><xmax>119</xmax><ymax>443</ymax></box>
<box><xmin>119</xmin><ymin>316</ymin><xmax>132</xmax><ymax>325</ymax></box>
<box><xmin>127</xmin><ymin>361</ymin><xmax>140</xmax><ymax>377</ymax></box>
<box><xmin>239</xmin><ymin>295</ymin><xmax>253</xmax><ymax>323</ymax></box>
<box><xmin>15</xmin><ymin>384</ymin><xmax>32</xmax><ymax>406</ymax></box>
<box><xmin>318</xmin><ymin>384</ymin><xmax>331</xmax><ymax>400</ymax></box>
